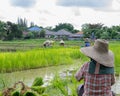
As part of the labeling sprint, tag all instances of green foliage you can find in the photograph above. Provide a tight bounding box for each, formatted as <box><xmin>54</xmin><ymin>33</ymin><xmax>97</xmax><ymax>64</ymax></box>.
<box><xmin>53</xmin><ymin>23</ymin><xmax>79</xmax><ymax>33</ymax></box>
<box><xmin>100</xmin><ymin>31</ymin><xmax>109</xmax><ymax>39</ymax></box>
<box><xmin>40</xmin><ymin>30</ymin><xmax>45</xmax><ymax>38</ymax></box>
<box><xmin>4</xmin><ymin>21</ymin><xmax>22</xmax><ymax>40</ymax></box>
<box><xmin>17</xmin><ymin>17</ymin><xmax>28</xmax><ymax>31</ymax></box>
<box><xmin>109</xmin><ymin>42</ymin><xmax>120</xmax><ymax>74</ymax></box>
<box><xmin>41</xmin><ymin>94</ymin><xmax>49</xmax><ymax>96</ymax></box>
<box><xmin>46</xmin><ymin>73</ymin><xmax>79</xmax><ymax>96</ymax></box>
<box><xmin>11</xmin><ymin>90</ymin><xmax>20</xmax><ymax>96</ymax></box>
<box><xmin>81</xmin><ymin>23</ymin><xmax>104</xmax><ymax>38</ymax></box>
<box><xmin>0</xmin><ymin>91</ymin><xmax>2</xmax><ymax>96</ymax></box>
<box><xmin>31</xmin><ymin>86</ymin><xmax>45</xmax><ymax>94</ymax></box>
<box><xmin>0</xmin><ymin>21</ymin><xmax>6</xmax><ymax>40</ymax></box>
<box><xmin>32</xmin><ymin>77</ymin><xmax>43</xmax><ymax>86</ymax></box>
<box><xmin>81</xmin><ymin>23</ymin><xmax>120</xmax><ymax>39</ymax></box>
<box><xmin>24</xmin><ymin>32</ymin><xmax>34</xmax><ymax>39</ymax></box>
<box><xmin>23</xmin><ymin>90</ymin><xmax>39</xmax><ymax>96</ymax></box>
<box><xmin>51</xmin><ymin>75</ymin><xmax>69</xmax><ymax>96</ymax></box>
<box><xmin>0</xmin><ymin>47</ymin><xmax>80</xmax><ymax>72</ymax></box>
<box><xmin>70</xmin><ymin>49</ymin><xmax>82</xmax><ymax>59</ymax></box>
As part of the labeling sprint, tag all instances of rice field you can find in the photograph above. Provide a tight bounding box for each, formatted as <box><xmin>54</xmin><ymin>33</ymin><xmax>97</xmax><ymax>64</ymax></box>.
<box><xmin>0</xmin><ymin>47</ymin><xmax>85</xmax><ymax>73</ymax></box>
<box><xmin>110</xmin><ymin>41</ymin><xmax>120</xmax><ymax>75</ymax></box>
<box><xmin>0</xmin><ymin>40</ymin><xmax>120</xmax><ymax>95</ymax></box>
<box><xmin>0</xmin><ymin>39</ymin><xmax>120</xmax><ymax>74</ymax></box>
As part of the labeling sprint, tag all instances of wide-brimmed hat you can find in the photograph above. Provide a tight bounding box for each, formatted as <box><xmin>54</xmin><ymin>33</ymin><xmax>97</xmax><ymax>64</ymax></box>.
<box><xmin>80</xmin><ymin>39</ymin><xmax>114</xmax><ymax>67</ymax></box>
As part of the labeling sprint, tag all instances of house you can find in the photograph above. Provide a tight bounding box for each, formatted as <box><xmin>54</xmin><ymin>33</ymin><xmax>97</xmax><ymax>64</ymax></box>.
<box><xmin>28</xmin><ymin>26</ymin><xmax>42</xmax><ymax>32</ymax></box>
<box><xmin>44</xmin><ymin>29</ymin><xmax>56</xmax><ymax>38</ymax></box>
<box><xmin>68</xmin><ymin>31</ymin><xmax>83</xmax><ymax>40</ymax></box>
<box><xmin>54</xmin><ymin>29</ymin><xmax>72</xmax><ymax>39</ymax></box>
<box><xmin>76</xmin><ymin>31</ymin><xmax>83</xmax><ymax>36</ymax></box>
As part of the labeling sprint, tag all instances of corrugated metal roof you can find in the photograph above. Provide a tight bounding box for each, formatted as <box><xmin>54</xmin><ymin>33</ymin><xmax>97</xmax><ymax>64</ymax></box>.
<box><xmin>55</xmin><ymin>29</ymin><xmax>72</xmax><ymax>35</ymax></box>
<box><xmin>28</xmin><ymin>26</ymin><xmax>42</xmax><ymax>32</ymax></box>
<box><xmin>45</xmin><ymin>29</ymin><xmax>56</xmax><ymax>35</ymax></box>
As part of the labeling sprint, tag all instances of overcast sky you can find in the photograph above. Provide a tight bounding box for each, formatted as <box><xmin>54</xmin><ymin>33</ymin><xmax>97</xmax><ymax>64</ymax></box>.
<box><xmin>0</xmin><ymin>0</ymin><xmax>120</xmax><ymax>30</ymax></box>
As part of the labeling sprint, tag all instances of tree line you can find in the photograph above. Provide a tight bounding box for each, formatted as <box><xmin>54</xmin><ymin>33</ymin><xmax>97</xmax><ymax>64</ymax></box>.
<box><xmin>82</xmin><ymin>23</ymin><xmax>120</xmax><ymax>40</ymax></box>
<box><xmin>0</xmin><ymin>18</ymin><xmax>120</xmax><ymax>41</ymax></box>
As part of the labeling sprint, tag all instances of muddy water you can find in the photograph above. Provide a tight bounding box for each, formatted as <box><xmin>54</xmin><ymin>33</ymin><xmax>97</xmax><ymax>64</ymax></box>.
<box><xmin>0</xmin><ymin>64</ymin><xmax>120</xmax><ymax>94</ymax></box>
<box><xmin>0</xmin><ymin>64</ymin><xmax>79</xmax><ymax>90</ymax></box>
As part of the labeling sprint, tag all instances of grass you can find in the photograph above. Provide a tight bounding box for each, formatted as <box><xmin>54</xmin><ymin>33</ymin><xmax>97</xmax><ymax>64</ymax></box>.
<box><xmin>110</xmin><ymin>42</ymin><xmax>120</xmax><ymax>75</ymax></box>
<box><xmin>0</xmin><ymin>47</ymin><xmax>84</xmax><ymax>73</ymax></box>
<box><xmin>0</xmin><ymin>39</ymin><xmax>120</xmax><ymax>74</ymax></box>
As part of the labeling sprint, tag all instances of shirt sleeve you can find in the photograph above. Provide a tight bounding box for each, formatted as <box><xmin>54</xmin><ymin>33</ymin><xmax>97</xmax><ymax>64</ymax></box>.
<box><xmin>75</xmin><ymin>62</ymin><xmax>87</xmax><ymax>81</ymax></box>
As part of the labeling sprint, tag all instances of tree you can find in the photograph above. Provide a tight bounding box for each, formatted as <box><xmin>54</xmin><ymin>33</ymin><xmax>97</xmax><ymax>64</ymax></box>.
<box><xmin>30</xmin><ymin>22</ymin><xmax>35</xmax><ymax>27</ymax></box>
<box><xmin>81</xmin><ymin>23</ymin><xmax>104</xmax><ymax>39</ymax></box>
<box><xmin>53</xmin><ymin>23</ymin><xmax>72</xmax><ymax>31</ymax></box>
<box><xmin>17</xmin><ymin>17</ymin><xmax>28</xmax><ymax>31</ymax></box>
<box><xmin>53</xmin><ymin>23</ymin><xmax>79</xmax><ymax>33</ymax></box>
<box><xmin>40</xmin><ymin>30</ymin><xmax>45</xmax><ymax>38</ymax></box>
<box><xmin>4</xmin><ymin>21</ymin><xmax>22</xmax><ymax>40</ymax></box>
<box><xmin>0</xmin><ymin>21</ymin><xmax>6</xmax><ymax>40</ymax></box>
<box><xmin>45</xmin><ymin>26</ymin><xmax>53</xmax><ymax>31</ymax></box>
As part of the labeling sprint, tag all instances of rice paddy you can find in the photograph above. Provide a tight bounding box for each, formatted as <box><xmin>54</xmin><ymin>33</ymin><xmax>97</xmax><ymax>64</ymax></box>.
<box><xmin>0</xmin><ymin>39</ymin><xmax>120</xmax><ymax>95</ymax></box>
<box><xmin>0</xmin><ymin>39</ymin><xmax>119</xmax><ymax>74</ymax></box>
<box><xmin>0</xmin><ymin>47</ymin><xmax>84</xmax><ymax>73</ymax></box>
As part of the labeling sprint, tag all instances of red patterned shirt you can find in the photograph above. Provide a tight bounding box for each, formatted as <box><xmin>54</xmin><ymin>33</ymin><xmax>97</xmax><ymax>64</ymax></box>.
<box><xmin>75</xmin><ymin>62</ymin><xmax>115</xmax><ymax>96</ymax></box>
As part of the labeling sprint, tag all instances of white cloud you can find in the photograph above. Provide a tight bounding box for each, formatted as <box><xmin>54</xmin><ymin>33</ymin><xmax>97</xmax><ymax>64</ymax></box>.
<box><xmin>56</xmin><ymin>0</ymin><xmax>120</xmax><ymax>11</ymax></box>
<box><xmin>56</xmin><ymin>0</ymin><xmax>112</xmax><ymax>9</ymax></box>
<box><xmin>0</xmin><ymin>0</ymin><xmax>120</xmax><ymax>30</ymax></box>
<box><xmin>10</xmin><ymin>0</ymin><xmax>36</xmax><ymax>8</ymax></box>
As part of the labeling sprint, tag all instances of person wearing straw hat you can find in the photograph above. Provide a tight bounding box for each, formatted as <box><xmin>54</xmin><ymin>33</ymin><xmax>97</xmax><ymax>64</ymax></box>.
<box><xmin>75</xmin><ymin>39</ymin><xmax>115</xmax><ymax>96</ymax></box>
<box><xmin>60</xmin><ymin>39</ymin><xmax>65</xmax><ymax>46</ymax></box>
<box><xmin>84</xmin><ymin>38</ymin><xmax>91</xmax><ymax>47</ymax></box>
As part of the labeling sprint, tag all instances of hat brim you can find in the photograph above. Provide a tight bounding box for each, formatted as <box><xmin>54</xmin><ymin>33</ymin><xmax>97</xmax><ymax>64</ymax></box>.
<box><xmin>80</xmin><ymin>46</ymin><xmax>114</xmax><ymax>67</ymax></box>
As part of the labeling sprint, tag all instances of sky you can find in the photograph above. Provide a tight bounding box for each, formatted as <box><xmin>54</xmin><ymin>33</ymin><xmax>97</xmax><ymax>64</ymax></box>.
<box><xmin>0</xmin><ymin>0</ymin><xmax>120</xmax><ymax>30</ymax></box>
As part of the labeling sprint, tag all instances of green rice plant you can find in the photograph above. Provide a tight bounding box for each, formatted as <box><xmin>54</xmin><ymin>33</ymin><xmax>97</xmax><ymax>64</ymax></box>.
<box><xmin>23</xmin><ymin>90</ymin><xmax>39</xmax><ymax>96</ymax></box>
<box><xmin>32</xmin><ymin>77</ymin><xmax>43</xmax><ymax>87</ymax></box>
<box><xmin>0</xmin><ymin>41</ymin><xmax>119</xmax><ymax>73</ymax></box>
<box><xmin>110</xmin><ymin>44</ymin><xmax>120</xmax><ymax>74</ymax></box>
<box><xmin>45</xmin><ymin>72</ymin><xmax>83</xmax><ymax>96</ymax></box>
<box><xmin>0</xmin><ymin>47</ymin><xmax>83</xmax><ymax>73</ymax></box>
<box><xmin>11</xmin><ymin>90</ymin><xmax>20</xmax><ymax>96</ymax></box>
<box><xmin>50</xmin><ymin>75</ymin><xmax>69</xmax><ymax>96</ymax></box>
<box><xmin>31</xmin><ymin>86</ymin><xmax>45</xmax><ymax>95</ymax></box>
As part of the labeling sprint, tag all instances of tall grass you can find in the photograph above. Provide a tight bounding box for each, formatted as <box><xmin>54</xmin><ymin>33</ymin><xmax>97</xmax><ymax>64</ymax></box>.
<box><xmin>0</xmin><ymin>47</ymin><xmax>82</xmax><ymax>73</ymax></box>
<box><xmin>110</xmin><ymin>42</ymin><xmax>120</xmax><ymax>74</ymax></box>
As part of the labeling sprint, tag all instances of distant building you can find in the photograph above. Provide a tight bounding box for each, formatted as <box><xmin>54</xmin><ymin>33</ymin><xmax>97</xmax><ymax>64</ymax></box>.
<box><xmin>54</xmin><ymin>29</ymin><xmax>72</xmax><ymax>39</ymax></box>
<box><xmin>68</xmin><ymin>31</ymin><xmax>83</xmax><ymax>40</ymax></box>
<box><xmin>28</xmin><ymin>26</ymin><xmax>42</xmax><ymax>32</ymax></box>
<box><xmin>26</xmin><ymin>27</ymin><xmax>83</xmax><ymax>40</ymax></box>
<box><xmin>44</xmin><ymin>29</ymin><xmax>56</xmax><ymax>38</ymax></box>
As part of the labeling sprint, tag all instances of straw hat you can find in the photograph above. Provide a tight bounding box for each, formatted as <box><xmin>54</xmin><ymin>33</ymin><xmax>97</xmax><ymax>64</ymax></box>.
<box><xmin>80</xmin><ymin>39</ymin><xmax>114</xmax><ymax>67</ymax></box>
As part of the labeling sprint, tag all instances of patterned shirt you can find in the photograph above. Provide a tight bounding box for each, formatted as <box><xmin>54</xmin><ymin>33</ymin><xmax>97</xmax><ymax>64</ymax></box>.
<box><xmin>75</xmin><ymin>62</ymin><xmax>115</xmax><ymax>96</ymax></box>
